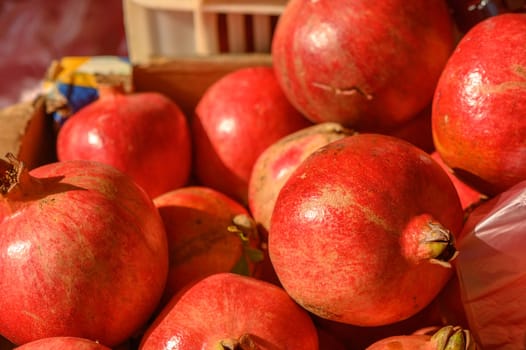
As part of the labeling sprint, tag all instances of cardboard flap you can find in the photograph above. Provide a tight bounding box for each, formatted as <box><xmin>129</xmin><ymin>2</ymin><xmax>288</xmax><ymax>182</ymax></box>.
<box><xmin>0</xmin><ymin>96</ymin><xmax>56</xmax><ymax>169</ymax></box>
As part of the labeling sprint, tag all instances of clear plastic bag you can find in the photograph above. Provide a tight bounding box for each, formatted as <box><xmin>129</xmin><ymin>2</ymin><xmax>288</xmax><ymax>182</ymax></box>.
<box><xmin>455</xmin><ymin>180</ymin><xmax>526</xmax><ymax>349</ymax></box>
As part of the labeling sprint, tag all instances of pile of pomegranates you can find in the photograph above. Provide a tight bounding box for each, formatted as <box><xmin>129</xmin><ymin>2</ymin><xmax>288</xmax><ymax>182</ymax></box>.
<box><xmin>2</xmin><ymin>1</ymin><xmax>526</xmax><ymax>349</ymax></box>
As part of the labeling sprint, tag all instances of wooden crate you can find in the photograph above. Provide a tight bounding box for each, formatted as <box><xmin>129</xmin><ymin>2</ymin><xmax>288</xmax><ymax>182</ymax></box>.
<box><xmin>123</xmin><ymin>0</ymin><xmax>287</xmax><ymax>64</ymax></box>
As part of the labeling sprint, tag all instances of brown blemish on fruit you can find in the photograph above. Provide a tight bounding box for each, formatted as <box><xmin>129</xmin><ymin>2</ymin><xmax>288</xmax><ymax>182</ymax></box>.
<box><xmin>512</xmin><ymin>63</ymin><xmax>526</xmax><ymax>78</ymax></box>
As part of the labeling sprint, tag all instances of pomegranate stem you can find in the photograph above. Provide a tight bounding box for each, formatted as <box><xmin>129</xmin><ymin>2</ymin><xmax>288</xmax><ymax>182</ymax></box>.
<box><xmin>218</xmin><ymin>334</ymin><xmax>260</xmax><ymax>350</ymax></box>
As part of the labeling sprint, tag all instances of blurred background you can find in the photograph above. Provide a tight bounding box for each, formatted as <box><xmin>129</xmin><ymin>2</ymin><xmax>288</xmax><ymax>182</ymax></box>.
<box><xmin>0</xmin><ymin>0</ymin><xmax>128</xmax><ymax>109</ymax></box>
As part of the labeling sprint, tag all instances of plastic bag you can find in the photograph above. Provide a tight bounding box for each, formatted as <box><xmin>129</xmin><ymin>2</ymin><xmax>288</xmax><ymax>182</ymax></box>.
<box><xmin>0</xmin><ymin>0</ymin><xmax>127</xmax><ymax>109</ymax></box>
<box><xmin>455</xmin><ymin>180</ymin><xmax>526</xmax><ymax>349</ymax></box>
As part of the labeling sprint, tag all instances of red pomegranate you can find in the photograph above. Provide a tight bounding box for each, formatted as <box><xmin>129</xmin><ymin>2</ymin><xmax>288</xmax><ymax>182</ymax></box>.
<box><xmin>14</xmin><ymin>337</ymin><xmax>111</xmax><ymax>350</ymax></box>
<box><xmin>271</xmin><ymin>0</ymin><xmax>456</xmax><ymax>131</ymax></box>
<box><xmin>56</xmin><ymin>85</ymin><xmax>192</xmax><ymax>199</ymax></box>
<box><xmin>269</xmin><ymin>134</ymin><xmax>464</xmax><ymax>326</ymax></box>
<box><xmin>0</xmin><ymin>154</ymin><xmax>168</xmax><ymax>347</ymax></box>
<box><xmin>192</xmin><ymin>66</ymin><xmax>312</xmax><ymax>204</ymax></box>
<box><xmin>139</xmin><ymin>273</ymin><xmax>319</xmax><ymax>349</ymax></box>
<box><xmin>248</xmin><ymin>122</ymin><xmax>354</xmax><ymax>235</ymax></box>
<box><xmin>432</xmin><ymin>13</ymin><xmax>526</xmax><ymax>196</ymax></box>
<box><xmin>152</xmin><ymin>186</ymin><xmax>262</xmax><ymax>307</ymax></box>
<box><xmin>365</xmin><ymin>325</ymin><xmax>477</xmax><ymax>350</ymax></box>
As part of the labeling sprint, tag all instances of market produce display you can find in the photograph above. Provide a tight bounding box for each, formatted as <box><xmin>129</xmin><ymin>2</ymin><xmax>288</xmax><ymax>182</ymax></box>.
<box><xmin>1</xmin><ymin>0</ymin><xmax>526</xmax><ymax>349</ymax></box>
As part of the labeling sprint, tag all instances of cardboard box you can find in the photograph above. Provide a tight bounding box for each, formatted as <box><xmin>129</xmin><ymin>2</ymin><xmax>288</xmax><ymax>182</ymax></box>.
<box><xmin>0</xmin><ymin>96</ymin><xmax>56</xmax><ymax>170</ymax></box>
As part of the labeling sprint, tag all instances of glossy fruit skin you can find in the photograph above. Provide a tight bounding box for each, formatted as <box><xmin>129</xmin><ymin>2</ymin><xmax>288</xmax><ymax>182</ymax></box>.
<box><xmin>139</xmin><ymin>273</ymin><xmax>319</xmax><ymax>350</ymax></box>
<box><xmin>153</xmin><ymin>186</ymin><xmax>260</xmax><ymax>307</ymax></box>
<box><xmin>248</xmin><ymin>122</ymin><xmax>354</xmax><ymax>235</ymax></box>
<box><xmin>269</xmin><ymin>134</ymin><xmax>464</xmax><ymax>326</ymax></box>
<box><xmin>272</xmin><ymin>0</ymin><xmax>456</xmax><ymax>131</ymax></box>
<box><xmin>57</xmin><ymin>89</ymin><xmax>192</xmax><ymax>199</ymax></box>
<box><xmin>192</xmin><ymin>66</ymin><xmax>312</xmax><ymax>204</ymax></box>
<box><xmin>0</xmin><ymin>160</ymin><xmax>168</xmax><ymax>347</ymax></box>
<box><xmin>432</xmin><ymin>13</ymin><xmax>526</xmax><ymax>196</ymax></box>
<box><xmin>14</xmin><ymin>337</ymin><xmax>111</xmax><ymax>350</ymax></box>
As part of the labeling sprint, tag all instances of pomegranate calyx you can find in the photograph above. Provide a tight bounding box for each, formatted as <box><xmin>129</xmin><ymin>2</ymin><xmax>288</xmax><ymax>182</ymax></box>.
<box><xmin>424</xmin><ymin>222</ymin><xmax>458</xmax><ymax>268</ymax></box>
<box><xmin>0</xmin><ymin>153</ymin><xmax>25</xmax><ymax>196</ymax></box>
<box><xmin>402</xmin><ymin>214</ymin><xmax>458</xmax><ymax>267</ymax></box>
<box><xmin>431</xmin><ymin>325</ymin><xmax>478</xmax><ymax>350</ymax></box>
<box><xmin>218</xmin><ymin>334</ymin><xmax>260</xmax><ymax>350</ymax></box>
<box><xmin>227</xmin><ymin>214</ymin><xmax>264</xmax><ymax>276</ymax></box>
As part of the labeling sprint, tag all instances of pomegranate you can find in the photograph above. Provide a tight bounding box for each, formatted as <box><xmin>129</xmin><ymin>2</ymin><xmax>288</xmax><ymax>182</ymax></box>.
<box><xmin>432</xmin><ymin>13</ymin><xmax>526</xmax><ymax>196</ymax></box>
<box><xmin>365</xmin><ymin>325</ymin><xmax>477</xmax><ymax>350</ymax></box>
<box><xmin>152</xmin><ymin>186</ymin><xmax>263</xmax><ymax>307</ymax></box>
<box><xmin>56</xmin><ymin>85</ymin><xmax>192</xmax><ymax>199</ymax></box>
<box><xmin>0</xmin><ymin>154</ymin><xmax>168</xmax><ymax>347</ymax></box>
<box><xmin>139</xmin><ymin>273</ymin><xmax>319</xmax><ymax>350</ymax></box>
<box><xmin>191</xmin><ymin>66</ymin><xmax>312</xmax><ymax>204</ymax></box>
<box><xmin>14</xmin><ymin>337</ymin><xmax>111</xmax><ymax>350</ymax></box>
<box><xmin>248</xmin><ymin>122</ymin><xmax>354</xmax><ymax>235</ymax></box>
<box><xmin>271</xmin><ymin>0</ymin><xmax>456</xmax><ymax>130</ymax></box>
<box><xmin>269</xmin><ymin>134</ymin><xmax>464</xmax><ymax>326</ymax></box>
